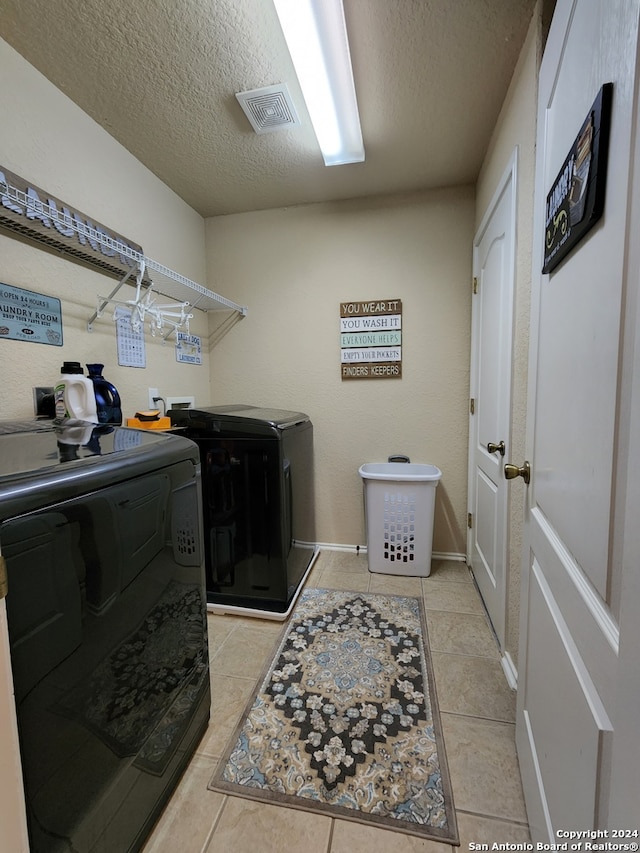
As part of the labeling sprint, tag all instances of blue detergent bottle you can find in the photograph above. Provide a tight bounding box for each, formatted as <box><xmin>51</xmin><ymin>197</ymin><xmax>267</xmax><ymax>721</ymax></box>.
<box><xmin>86</xmin><ymin>364</ymin><xmax>123</xmax><ymax>425</ymax></box>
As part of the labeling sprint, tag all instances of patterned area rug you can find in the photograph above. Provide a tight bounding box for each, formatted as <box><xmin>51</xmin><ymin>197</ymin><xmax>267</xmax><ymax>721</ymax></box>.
<box><xmin>209</xmin><ymin>588</ymin><xmax>459</xmax><ymax>844</ymax></box>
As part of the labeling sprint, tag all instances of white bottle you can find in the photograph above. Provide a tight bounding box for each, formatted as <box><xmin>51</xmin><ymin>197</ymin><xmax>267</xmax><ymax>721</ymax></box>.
<box><xmin>54</xmin><ymin>362</ymin><xmax>99</xmax><ymax>423</ymax></box>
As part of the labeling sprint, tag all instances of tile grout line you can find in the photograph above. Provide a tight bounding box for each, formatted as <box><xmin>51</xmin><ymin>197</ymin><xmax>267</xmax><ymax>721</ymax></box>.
<box><xmin>429</xmin><ymin>649</ymin><xmax>502</xmax><ymax>661</ymax></box>
<box><xmin>455</xmin><ymin>806</ymin><xmax>531</xmax><ymax>829</ymax></box>
<box><xmin>441</xmin><ymin>710</ymin><xmax>517</xmax><ymax>726</ymax></box>
<box><xmin>200</xmin><ymin>794</ymin><xmax>231</xmax><ymax>853</ymax></box>
<box><xmin>441</xmin><ymin>709</ymin><xmax>517</xmax><ymax>727</ymax></box>
<box><xmin>325</xmin><ymin>818</ymin><xmax>336</xmax><ymax>853</ymax></box>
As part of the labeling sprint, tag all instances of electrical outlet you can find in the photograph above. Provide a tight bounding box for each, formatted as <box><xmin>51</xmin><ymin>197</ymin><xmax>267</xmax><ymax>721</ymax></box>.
<box><xmin>33</xmin><ymin>386</ymin><xmax>54</xmax><ymax>418</ymax></box>
<box><xmin>148</xmin><ymin>387</ymin><xmax>159</xmax><ymax>409</ymax></box>
<box><xmin>166</xmin><ymin>396</ymin><xmax>195</xmax><ymax>410</ymax></box>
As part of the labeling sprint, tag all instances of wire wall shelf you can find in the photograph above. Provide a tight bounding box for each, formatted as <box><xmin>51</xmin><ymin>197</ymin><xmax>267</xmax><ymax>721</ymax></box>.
<box><xmin>0</xmin><ymin>177</ymin><xmax>248</xmax><ymax>340</ymax></box>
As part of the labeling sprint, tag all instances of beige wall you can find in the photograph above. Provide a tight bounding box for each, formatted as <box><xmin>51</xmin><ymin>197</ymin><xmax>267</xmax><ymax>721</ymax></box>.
<box><xmin>1</xmin><ymin>8</ymin><xmax>540</xmax><ymax>626</ymax></box>
<box><xmin>474</xmin><ymin>6</ymin><xmax>541</xmax><ymax>669</ymax></box>
<box><xmin>205</xmin><ymin>189</ymin><xmax>475</xmax><ymax>553</ymax></box>
<box><xmin>0</xmin><ymin>39</ymin><xmax>212</xmax><ymax>421</ymax></box>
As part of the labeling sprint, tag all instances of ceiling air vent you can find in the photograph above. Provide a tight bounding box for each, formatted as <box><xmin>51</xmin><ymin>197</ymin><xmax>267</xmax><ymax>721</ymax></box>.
<box><xmin>235</xmin><ymin>84</ymin><xmax>301</xmax><ymax>134</ymax></box>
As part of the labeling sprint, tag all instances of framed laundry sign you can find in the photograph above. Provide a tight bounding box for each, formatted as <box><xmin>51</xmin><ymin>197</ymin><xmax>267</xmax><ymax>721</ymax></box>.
<box><xmin>543</xmin><ymin>83</ymin><xmax>613</xmax><ymax>274</ymax></box>
<box><xmin>340</xmin><ymin>299</ymin><xmax>402</xmax><ymax>379</ymax></box>
<box><xmin>0</xmin><ymin>282</ymin><xmax>63</xmax><ymax>346</ymax></box>
<box><xmin>175</xmin><ymin>332</ymin><xmax>202</xmax><ymax>364</ymax></box>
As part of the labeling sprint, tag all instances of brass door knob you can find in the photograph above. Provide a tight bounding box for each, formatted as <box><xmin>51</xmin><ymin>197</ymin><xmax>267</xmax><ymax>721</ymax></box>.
<box><xmin>504</xmin><ymin>461</ymin><xmax>531</xmax><ymax>485</ymax></box>
<box><xmin>487</xmin><ymin>441</ymin><xmax>505</xmax><ymax>456</ymax></box>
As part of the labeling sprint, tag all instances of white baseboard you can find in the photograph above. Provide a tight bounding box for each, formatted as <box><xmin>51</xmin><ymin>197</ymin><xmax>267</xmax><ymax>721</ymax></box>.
<box><xmin>310</xmin><ymin>541</ymin><xmax>365</xmax><ymax>554</ymax></box>
<box><xmin>501</xmin><ymin>651</ymin><xmax>518</xmax><ymax>690</ymax></box>
<box><xmin>432</xmin><ymin>551</ymin><xmax>467</xmax><ymax>562</ymax></box>
<box><xmin>310</xmin><ymin>542</ymin><xmax>467</xmax><ymax>563</ymax></box>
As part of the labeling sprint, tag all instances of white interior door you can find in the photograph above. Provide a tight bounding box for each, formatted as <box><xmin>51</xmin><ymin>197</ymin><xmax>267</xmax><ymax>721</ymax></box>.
<box><xmin>516</xmin><ymin>0</ymin><xmax>640</xmax><ymax>837</ymax></box>
<box><xmin>468</xmin><ymin>154</ymin><xmax>516</xmax><ymax>651</ymax></box>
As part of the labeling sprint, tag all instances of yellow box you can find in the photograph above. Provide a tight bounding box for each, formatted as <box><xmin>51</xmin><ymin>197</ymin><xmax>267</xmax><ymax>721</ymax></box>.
<box><xmin>126</xmin><ymin>416</ymin><xmax>172</xmax><ymax>430</ymax></box>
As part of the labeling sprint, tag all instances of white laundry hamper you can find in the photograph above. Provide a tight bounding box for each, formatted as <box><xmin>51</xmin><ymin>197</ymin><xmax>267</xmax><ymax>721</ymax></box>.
<box><xmin>359</xmin><ymin>462</ymin><xmax>442</xmax><ymax>577</ymax></box>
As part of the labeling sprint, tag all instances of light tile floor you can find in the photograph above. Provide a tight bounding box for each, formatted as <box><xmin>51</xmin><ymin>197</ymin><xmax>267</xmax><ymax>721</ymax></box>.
<box><xmin>142</xmin><ymin>552</ymin><xmax>530</xmax><ymax>853</ymax></box>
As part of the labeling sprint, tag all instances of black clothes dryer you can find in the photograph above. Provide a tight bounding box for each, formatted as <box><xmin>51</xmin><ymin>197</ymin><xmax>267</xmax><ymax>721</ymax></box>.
<box><xmin>169</xmin><ymin>405</ymin><xmax>316</xmax><ymax>617</ymax></box>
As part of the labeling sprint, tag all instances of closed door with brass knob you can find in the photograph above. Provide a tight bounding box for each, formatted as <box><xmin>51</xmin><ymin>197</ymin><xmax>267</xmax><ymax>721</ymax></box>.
<box><xmin>467</xmin><ymin>160</ymin><xmax>516</xmax><ymax>654</ymax></box>
<box><xmin>487</xmin><ymin>440</ymin><xmax>505</xmax><ymax>456</ymax></box>
<box><xmin>512</xmin><ymin>1</ymin><xmax>639</xmax><ymax>833</ymax></box>
<box><xmin>504</xmin><ymin>461</ymin><xmax>530</xmax><ymax>484</ymax></box>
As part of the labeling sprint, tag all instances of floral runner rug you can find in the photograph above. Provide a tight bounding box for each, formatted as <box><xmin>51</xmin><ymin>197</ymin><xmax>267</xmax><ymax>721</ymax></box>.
<box><xmin>209</xmin><ymin>587</ymin><xmax>459</xmax><ymax>844</ymax></box>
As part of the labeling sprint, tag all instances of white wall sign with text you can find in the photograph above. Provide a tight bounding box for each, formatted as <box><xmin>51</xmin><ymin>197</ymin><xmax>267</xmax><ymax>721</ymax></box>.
<box><xmin>0</xmin><ymin>282</ymin><xmax>63</xmax><ymax>346</ymax></box>
<box><xmin>340</xmin><ymin>299</ymin><xmax>402</xmax><ymax>380</ymax></box>
<box><xmin>175</xmin><ymin>332</ymin><xmax>202</xmax><ymax>364</ymax></box>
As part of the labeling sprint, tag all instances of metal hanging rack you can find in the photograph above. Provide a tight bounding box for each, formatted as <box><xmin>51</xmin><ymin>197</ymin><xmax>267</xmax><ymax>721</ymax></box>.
<box><xmin>0</xmin><ymin>177</ymin><xmax>248</xmax><ymax>340</ymax></box>
<box><xmin>91</xmin><ymin>260</ymin><xmax>197</xmax><ymax>340</ymax></box>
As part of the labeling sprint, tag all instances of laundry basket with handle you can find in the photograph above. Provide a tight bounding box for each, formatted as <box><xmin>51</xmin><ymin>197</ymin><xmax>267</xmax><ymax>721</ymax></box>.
<box><xmin>359</xmin><ymin>462</ymin><xmax>442</xmax><ymax>577</ymax></box>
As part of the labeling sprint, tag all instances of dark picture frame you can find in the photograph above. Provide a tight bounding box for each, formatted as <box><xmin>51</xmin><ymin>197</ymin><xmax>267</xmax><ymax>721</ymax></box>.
<box><xmin>543</xmin><ymin>82</ymin><xmax>613</xmax><ymax>274</ymax></box>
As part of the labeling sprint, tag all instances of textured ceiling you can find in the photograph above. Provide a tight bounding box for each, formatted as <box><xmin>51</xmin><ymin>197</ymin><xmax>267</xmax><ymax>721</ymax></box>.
<box><xmin>0</xmin><ymin>0</ymin><xmax>536</xmax><ymax>218</ymax></box>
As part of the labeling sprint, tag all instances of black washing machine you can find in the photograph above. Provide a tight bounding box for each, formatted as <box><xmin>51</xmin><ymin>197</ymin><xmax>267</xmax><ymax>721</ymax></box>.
<box><xmin>0</xmin><ymin>419</ymin><xmax>210</xmax><ymax>852</ymax></box>
<box><xmin>169</xmin><ymin>405</ymin><xmax>316</xmax><ymax>616</ymax></box>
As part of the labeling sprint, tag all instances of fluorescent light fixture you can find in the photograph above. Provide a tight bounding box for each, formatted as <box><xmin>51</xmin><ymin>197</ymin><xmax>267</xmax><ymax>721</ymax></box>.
<box><xmin>273</xmin><ymin>0</ymin><xmax>364</xmax><ymax>166</ymax></box>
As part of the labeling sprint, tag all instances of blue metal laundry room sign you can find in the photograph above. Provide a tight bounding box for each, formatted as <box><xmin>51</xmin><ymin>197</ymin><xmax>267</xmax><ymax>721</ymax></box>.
<box><xmin>0</xmin><ymin>281</ymin><xmax>63</xmax><ymax>346</ymax></box>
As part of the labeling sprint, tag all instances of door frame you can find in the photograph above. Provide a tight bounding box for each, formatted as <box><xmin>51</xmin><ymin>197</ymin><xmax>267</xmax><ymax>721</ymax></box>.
<box><xmin>467</xmin><ymin>148</ymin><xmax>518</xmax><ymax>654</ymax></box>
<box><xmin>607</xmin><ymin>25</ymin><xmax>640</xmax><ymax>818</ymax></box>
<box><xmin>0</xmin><ymin>599</ymin><xmax>29</xmax><ymax>852</ymax></box>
